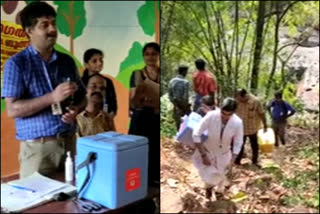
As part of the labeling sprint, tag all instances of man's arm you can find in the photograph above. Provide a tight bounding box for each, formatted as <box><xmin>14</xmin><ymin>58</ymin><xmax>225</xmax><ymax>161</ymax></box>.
<box><xmin>286</xmin><ymin>102</ymin><xmax>296</xmax><ymax>118</ymax></box>
<box><xmin>257</xmin><ymin>101</ymin><xmax>268</xmax><ymax>131</ymax></box>
<box><xmin>232</xmin><ymin>120</ymin><xmax>244</xmax><ymax>163</ymax></box>
<box><xmin>6</xmin><ymin>95</ymin><xmax>54</xmax><ymax>118</ymax></box>
<box><xmin>5</xmin><ymin>82</ymin><xmax>78</xmax><ymax>118</ymax></box>
<box><xmin>193</xmin><ymin>112</ymin><xmax>213</xmax><ymax>165</ymax></box>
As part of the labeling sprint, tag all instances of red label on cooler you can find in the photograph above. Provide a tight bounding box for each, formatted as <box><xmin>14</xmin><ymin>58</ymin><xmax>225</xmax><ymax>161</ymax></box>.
<box><xmin>125</xmin><ymin>168</ymin><xmax>141</xmax><ymax>191</ymax></box>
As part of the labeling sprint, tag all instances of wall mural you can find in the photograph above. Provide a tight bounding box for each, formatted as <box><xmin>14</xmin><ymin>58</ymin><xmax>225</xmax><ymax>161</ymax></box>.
<box><xmin>0</xmin><ymin>0</ymin><xmax>159</xmax><ymax>176</ymax></box>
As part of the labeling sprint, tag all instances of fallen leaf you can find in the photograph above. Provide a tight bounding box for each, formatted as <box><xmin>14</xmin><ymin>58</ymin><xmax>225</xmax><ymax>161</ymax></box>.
<box><xmin>230</xmin><ymin>191</ymin><xmax>248</xmax><ymax>202</ymax></box>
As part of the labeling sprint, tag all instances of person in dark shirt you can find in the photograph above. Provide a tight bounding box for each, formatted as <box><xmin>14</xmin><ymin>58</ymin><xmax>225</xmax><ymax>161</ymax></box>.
<box><xmin>168</xmin><ymin>65</ymin><xmax>191</xmax><ymax>130</ymax></box>
<box><xmin>129</xmin><ymin>42</ymin><xmax>160</xmax><ymax>187</ymax></box>
<box><xmin>267</xmin><ymin>91</ymin><xmax>296</xmax><ymax>147</ymax></box>
<box><xmin>81</xmin><ymin>48</ymin><xmax>118</xmax><ymax>117</ymax></box>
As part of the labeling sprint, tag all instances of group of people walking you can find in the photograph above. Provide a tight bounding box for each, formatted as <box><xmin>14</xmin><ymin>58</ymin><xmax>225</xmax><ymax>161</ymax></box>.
<box><xmin>168</xmin><ymin>58</ymin><xmax>296</xmax><ymax>200</ymax></box>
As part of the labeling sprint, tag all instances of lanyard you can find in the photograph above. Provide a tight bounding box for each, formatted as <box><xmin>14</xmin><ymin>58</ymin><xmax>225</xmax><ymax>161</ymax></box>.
<box><xmin>42</xmin><ymin>60</ymin><xmax>57</xmax><ymax>91</ymax></box>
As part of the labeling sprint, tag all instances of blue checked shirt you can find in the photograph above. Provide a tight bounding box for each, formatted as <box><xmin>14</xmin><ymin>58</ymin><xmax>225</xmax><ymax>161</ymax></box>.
<box><xmin>2</xmin><ymin>45</ymin><xmax>86</xmax><ymax>141</ymax></box>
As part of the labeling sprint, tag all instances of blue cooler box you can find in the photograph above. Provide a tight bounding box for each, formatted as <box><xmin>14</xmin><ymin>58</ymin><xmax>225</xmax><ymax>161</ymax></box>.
<box><xmin>176</xmin><ymin>112</ymin><xmax>208</xmax><ymax>146</ymax></box>
<box><xmin>76</xmin><ymin>131</ymin><xmax>148</xmax><ymax>209</ymax></box>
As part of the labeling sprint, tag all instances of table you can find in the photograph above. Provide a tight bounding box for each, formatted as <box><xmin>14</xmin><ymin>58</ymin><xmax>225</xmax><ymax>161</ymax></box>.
<box><xmin>1</xmin><ymin>172</ymin><xmax>160</xmax><ymax>213</ymax></box>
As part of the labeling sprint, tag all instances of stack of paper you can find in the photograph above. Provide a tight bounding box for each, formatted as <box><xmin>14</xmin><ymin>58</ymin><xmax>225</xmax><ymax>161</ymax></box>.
<box><xmin>1</xmin><ymin>172</ymin><xmax>76</xmax><ymax>213</ymax></box>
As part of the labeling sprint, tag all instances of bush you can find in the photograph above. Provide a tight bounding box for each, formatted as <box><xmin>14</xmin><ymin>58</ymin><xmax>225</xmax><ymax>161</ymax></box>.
<box><xmin>161</xmin><ymin>94</ymin><xmax>177</xmax><ymax>138</ymax></box>
<box><xmin>282</xmin><ymin>83</ymin><xmax>304</xmax><ymax>113</ymax></box>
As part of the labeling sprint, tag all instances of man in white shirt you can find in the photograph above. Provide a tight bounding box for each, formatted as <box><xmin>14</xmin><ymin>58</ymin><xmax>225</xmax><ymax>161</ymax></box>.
<box><xmin>192</xmin><ymin>98</ymin><xmax>244</xmax><ymax>200</ymax></box>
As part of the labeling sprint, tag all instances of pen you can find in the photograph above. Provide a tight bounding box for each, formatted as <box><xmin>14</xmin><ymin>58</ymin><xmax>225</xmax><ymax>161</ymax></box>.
<box><xmin>8</xmin><ymin>184</ymin><xmax>36</xmax><ymax>193</ymax></box>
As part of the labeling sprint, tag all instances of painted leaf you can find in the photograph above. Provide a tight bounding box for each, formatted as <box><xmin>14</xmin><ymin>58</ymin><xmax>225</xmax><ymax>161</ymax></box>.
<box><xmin>1</xmin><ymin>97</ymin><xmax>5</xmax><ymax>113</ymax></box>
<box><xmin>137</xmin><ymin>1</ymin><xmax>155</xmax><ymax>36</ymax></box>
<box><xmin>116</xmin><ymin>41</ymin><xmax>144</xmax><ymax>89</ymax></box>
<box><xmin>53</xmin><ymin>1</ymin><xmax>86</xmax><ymax>39</ymax></box>
<box><xmin>25</xmin><ymin>1</ymin><xmax>36</xmax><ymax>4</ymax></box>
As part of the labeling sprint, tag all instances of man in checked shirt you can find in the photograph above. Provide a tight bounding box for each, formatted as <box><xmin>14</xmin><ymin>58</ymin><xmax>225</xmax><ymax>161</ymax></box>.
<box><xmin>234</xmin><ymin>89</ymin><xmax>267</xmax><ymax>167</ymax></box>
<box><xmin>2</xmin><ymin>2</ymin><xmax>86</xmax><ymax>178</ymax></box>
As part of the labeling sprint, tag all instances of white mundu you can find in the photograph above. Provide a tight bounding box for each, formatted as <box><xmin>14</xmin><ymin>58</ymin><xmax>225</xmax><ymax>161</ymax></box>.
<box><xmin>192</xmin><ymin>109</ymin><xmax>243</xmax><ymax>187</ymax></box>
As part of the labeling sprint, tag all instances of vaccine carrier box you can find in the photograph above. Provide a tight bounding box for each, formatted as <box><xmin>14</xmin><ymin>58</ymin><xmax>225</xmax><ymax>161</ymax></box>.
<box><xmin>176</xmin><ymin>112</ymin><xmax>208</xmax><ymax>147</ymax></box>
<box><xmin>76</xmin><ymin>131</ymin><xmax>148</xmax><ymax>209</ymax></box>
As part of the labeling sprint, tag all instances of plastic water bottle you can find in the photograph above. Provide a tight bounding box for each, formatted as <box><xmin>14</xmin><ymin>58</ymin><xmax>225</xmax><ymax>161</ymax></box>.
<box><xmin>65</xmin><ymin>151</ymin><xmax>74</xmax><ymax>183</ymax></box>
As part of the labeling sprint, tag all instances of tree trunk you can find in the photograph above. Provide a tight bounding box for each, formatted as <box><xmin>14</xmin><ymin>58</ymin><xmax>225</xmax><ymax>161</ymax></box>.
<box><xmin>265</xmin><ymin>1</ymin><xmax>299</xmax><ymax>97</ymax></box>
<box><xmin>250</xmin><ymin>1</ymin><xmax>266</xmax><ymax>93</ymax></box>
<box><xmin>265</xmin><ymin>15</ymin><xmax>280</xmax><ymax>97</ymax></box>
<box><xmin>161</xmin><ymin>2</ymin><xmax>175</xmax><ymax>54</ymax></box>
<box><xmin>234</xmin><ymin>1</ymin><xmax>239</xmax><ymax>94</ymax></box>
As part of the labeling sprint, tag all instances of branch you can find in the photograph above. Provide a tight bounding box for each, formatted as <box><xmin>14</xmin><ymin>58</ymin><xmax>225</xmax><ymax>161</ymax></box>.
<box><xmin>279</xmin><ymin>1</ymin><xmax>300</xmax><ymax>21</ymax></box>
<box><xmin>277</xmin><ymin>42</ymin><xmax>302</xmax><ymax>54</ymax></box>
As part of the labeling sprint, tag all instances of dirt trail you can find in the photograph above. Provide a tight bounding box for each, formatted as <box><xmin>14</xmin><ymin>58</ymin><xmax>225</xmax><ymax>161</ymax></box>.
<box><xmin>160</xmin><ymin>126</ymin><xmax>319</xmax><ymax>213</ymax></box>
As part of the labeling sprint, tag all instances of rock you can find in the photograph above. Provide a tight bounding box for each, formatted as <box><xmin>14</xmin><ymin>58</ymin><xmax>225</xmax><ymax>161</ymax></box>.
<box><xmin>299</xmin><ymin>30</ymin><xmax>319</xmax><ymax>47</ymax></box>
<box><xmin>289</xmin><ymin>206</ymin><xmax>316</xmax><ymax>213</ymax></box>
<box><xmin>290</xmin><ymin>47</ymin><xmax>319</xmax><ymax>112</ymax></box>
<box><xmin>160</xmin><ymin>186</ymin><xmax>183</xmax><ymax>213</ymax></box>
<box><xmin>278</xmin><ymin>27</ymin><xmax>319</xmax><ymax>112</ymax></box>
<box><xmin>167</xmin><ymin>178</ymin><xmax>179</xmax><ymax>188</ymax></box>
<box><xmin>206</xmin><ymin>200</ymin><xmax>237</xmax><ymax>213</ymax></box>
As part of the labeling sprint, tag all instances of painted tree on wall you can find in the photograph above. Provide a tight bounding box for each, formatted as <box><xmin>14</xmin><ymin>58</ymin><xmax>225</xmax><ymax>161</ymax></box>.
<box><xmin>53</xmin><ymin>1</ymin><xmax>86</xmax><ymax>55</ymax></box>
<box><xmin>117</xmin><ymin>1</ymin><xmax>159</xmax><ymax>88</ymax></box>
<box><xmin>137</xmin><ymin>1</ymin><xmax>159</xmax><ymax>43</ymax></box>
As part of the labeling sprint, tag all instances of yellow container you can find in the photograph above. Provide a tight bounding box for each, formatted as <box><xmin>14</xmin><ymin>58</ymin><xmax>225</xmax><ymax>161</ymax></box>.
<box><xmin>257</xmin><ymin>128</ymin><xmax>275</xmax><ymax>153</ymax></box>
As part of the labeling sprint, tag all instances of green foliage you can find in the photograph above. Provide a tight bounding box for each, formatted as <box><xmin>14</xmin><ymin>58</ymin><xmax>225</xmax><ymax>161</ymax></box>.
<box><xmin>306</xmin><ymin>190</ymin><xmax>319</xmax><ymax>208</ymax></box>
<box><xmin>1</xmin><ymin>0</ymin><xmax>5</xmax><ymax>5</ymax></box>
<box><xmin>290</xmin><ymin>111</ymin><xmax>319</xmax><ymax>129</ymax></box>
<box><xmin>1</xmin><ymin>99</ymin><xmax>5</xmax><ymax>113</ymax></box>
<box><xmin>161</xmin><ymin>94</ymin><xmax>176</xmax><ymax>138</ymax></box>
<box><xmin>53</xmin><ymin>1</ymin><xmax>86</xmax><ymax>39</ymax></box>
<box><xmin>281</xmin><ymin>170</ymin><xmax>317</xmax><ymax>191</ymax></box>
<box><xmin>281</xmin><ymin>192</ymin><xmax>319</xmax><ymax>209</ymax></box>
<box><xmin>280</xmin><ymin>139</ymin><xmax>319</xmax><ymax>209</ymax></box>
<box><xmin>297</xmin><ymin>143</ymin><xmax>319</xmax><ymax>161</ymax></box>
<box><xmin>25</xmin><ymin>1</ymin><xmax>36</xmax><ymax>4</ymax></box>
<box><xmin>281</xmin><ymin>195</ymin><xmax>303</xmax><ymax>206</ymax></box>
<box><xmin>137</xmin><ymin>1</ymin><xmax>156</xmax><ymax>36</ymax></box>
<box><xmin>282</xmin><ymin>83</ymin><xmax>304</xmax><ymax>112</ymax></box>
<box><xmin>263</xmin><ymin>167</ymin><xmax>284</xmax><ymax>180</ymax></box>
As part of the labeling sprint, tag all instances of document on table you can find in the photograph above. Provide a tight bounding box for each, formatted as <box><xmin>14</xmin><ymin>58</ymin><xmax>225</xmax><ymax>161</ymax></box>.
<box><xmin>1</xmin><ymin>172</ymin><xmax>76</xmax><ymax>213</ymax></box>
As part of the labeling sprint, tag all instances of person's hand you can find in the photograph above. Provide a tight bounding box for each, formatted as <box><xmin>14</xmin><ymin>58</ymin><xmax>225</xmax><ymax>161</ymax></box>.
<box><xmin>51</xmin><ymin>82</ymin><xmax>77</xmax><ymax>103</ymax></box>
<box><xmin>202</xmin><ymin>154</ymin><xmax>211</xmax><ymax>166</ymax></box>
<box><xmin>61</xmin><ymin>106</ymin><xmax>78</xmax><ymax>124</ymax></box>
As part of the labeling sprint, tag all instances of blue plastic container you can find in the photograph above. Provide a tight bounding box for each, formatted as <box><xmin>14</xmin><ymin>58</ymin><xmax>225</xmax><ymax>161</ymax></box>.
<box><xmin>176</xmin><ymin>112</ymin><xmax>208</xmax><ymax>146</ymax></box>
<box><xmin>76</xmin><ymin>132</ymin><xmax>148</xmax><ymax>209</ymax></box>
